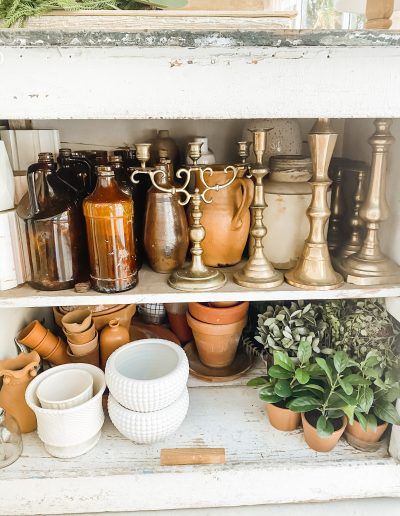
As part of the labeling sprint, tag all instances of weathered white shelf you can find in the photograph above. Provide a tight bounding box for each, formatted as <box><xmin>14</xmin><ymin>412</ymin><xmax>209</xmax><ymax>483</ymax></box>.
<box><xmin>2</xmin><ymin>381</ymin><xmax>399</xmax><ymax>516</ymax></box>
<box><xmin>1</xmin><ymin>264</ymin><xmax>399</xmax><ymax>308</ymax></box>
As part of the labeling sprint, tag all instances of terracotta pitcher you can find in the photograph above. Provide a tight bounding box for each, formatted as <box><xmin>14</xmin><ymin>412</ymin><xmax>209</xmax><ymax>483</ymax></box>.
<box><xmin>195</xmin><ymin>165</ymin><xmax>254</xmax><ymax>267</ymax></box>
<box><xmin>0</xmin><ymin>351</ymin><xmax>40</xmax><ymax>433</ymax></box>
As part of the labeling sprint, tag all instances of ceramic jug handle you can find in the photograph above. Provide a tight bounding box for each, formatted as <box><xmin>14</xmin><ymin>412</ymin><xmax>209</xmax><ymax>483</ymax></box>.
<box><xmin>232</xmin><ymin>178</ymin><xmax>254</xmax><ymax>230</ymax></box>
<box><xmin>27</xmin><ymin>163</ymin><xmax>40</xmax><ymax>215</ymax></box>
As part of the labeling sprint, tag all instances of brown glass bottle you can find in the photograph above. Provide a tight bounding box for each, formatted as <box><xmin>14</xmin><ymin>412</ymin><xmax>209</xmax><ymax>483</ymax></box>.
<box><xmin>144</xmin><ymin>160</ymin><xmax>189</xmax><ymax>273</ymax></box>
<box><xmin>16</xmin><ymin>153</ymin><xmax>87</xmax><ymax>290</ymax></box>
<box><xmin>83</xmin><ymin>166</ymin><xmax>138</xmax><ymax>293</ymax></box>
<box><xmin>58</xmin><ymin>148</ymin><xmax>92</xmax><ymax>195</ymax></box>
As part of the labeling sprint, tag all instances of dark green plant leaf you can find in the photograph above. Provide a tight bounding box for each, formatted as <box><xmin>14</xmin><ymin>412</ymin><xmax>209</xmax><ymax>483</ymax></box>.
<box><xmin>316</xmin><ymin>357</ymin><xmax>333</xmax><ymax>385</ymax></box>
<box><xmin>366</xmin><ymin>413</ymin><xmax>378</xmax><ymax>433</ymax></box>
<box><xmin>374</xmin><ymin>402</ymin><xmax>400</xmax><ymax>425</ymax></box>
<box><xmin>386</xmin><ymin>386</ymin><xmax>400</xmax><ymax>403</ymax></box>
<box><xmin>274</xmin><ymin>379</ymin><xmax>292</xmax><ymax>398</ymax></box>
<box><xmin>268</xmin><ymin>366</ymin><xmax>292</xmax><ymax>380</ymax></box>
<box><xmin>358</xmin><ymin>387</ymin><xmax>374</xmax><ymax>414</ymax></box>
<box><xmin>334</xmin><ymin>351</ymin><xmax>349</xmax><ymax>373</ymax></box>
<box><xmin>345</xmin><ymin>374</ymin><xmax>370</xmax><ymax>386</ymax></box>
<box><xmin>247</xmin><ymin>377</ymin><xmax>268</xmax><ymax>387</ymax></box>
<box><xmin>295</xmin><ymin>368</ymin><xmax>310</xmax><ymax>385</ymax></box>
<box><xmin>316</xmin><ymin>415</ymin><xmax>334</xmax><ymax>438</ymax></box>
<box><xmin>287</xmin><ymin>396</ymin><xmax>320</xmax><ymax>413</ymax></box>
<box><xmin>355</xmin><ymin>410</ymin><xmax>368</xmax><ymax>432</ymax></box>
<box><xmin>338</xmin><ymin>378</ymin><xmax>353</xmax><ymax>396</ymax></box>
<box><xmin>259</xmin><ymin>392</ymin><xmax>282</xmax><ymax>404</ymax></box>
<box><xmin>273</xmin><ymin>350</ymin><xmax>295</xmax><ymax>372</ymax></box>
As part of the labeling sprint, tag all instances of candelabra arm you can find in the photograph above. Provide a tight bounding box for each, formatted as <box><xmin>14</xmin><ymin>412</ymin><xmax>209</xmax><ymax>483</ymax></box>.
<box><xmin>199</xmin><ymin>165</ymin><xmax>238</xmax><ymax>203</ymax></box>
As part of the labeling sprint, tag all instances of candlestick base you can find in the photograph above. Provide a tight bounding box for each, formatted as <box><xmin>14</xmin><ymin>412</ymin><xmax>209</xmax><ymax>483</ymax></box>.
<box><xmin>335</xmin><ymin>253</ymin><xmax>400</xmax><ymax>286</ymax></box>
<box><xmin>285</xmin><ymin>243</ymin><xmax>344</xmax><ymax>290</ymax></box>
<box><xmin>168</xmin><ymin>266</ymin><xmax>227</xmax><ymax>292</ymax></box>
<box><xmin>233</xmin><ymin>262</ymin><xmax>283</xmax><ymax>289</ymax></box>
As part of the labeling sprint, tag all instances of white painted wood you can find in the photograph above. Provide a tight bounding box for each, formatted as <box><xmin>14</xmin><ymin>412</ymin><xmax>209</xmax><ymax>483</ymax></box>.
<box><xmin>1</xmin><ymin>264</ymin><xmax>400</xmax><ymax>307</ymax></box>
<box><xmin>2</xmin><ymin>46</ymin><xmax>400</xmax><ymax>119</ymax></box>
<box><xmin>2</xmin><ymin>384</ymin><xmax>398</xmax><ymax>516</ymax></box>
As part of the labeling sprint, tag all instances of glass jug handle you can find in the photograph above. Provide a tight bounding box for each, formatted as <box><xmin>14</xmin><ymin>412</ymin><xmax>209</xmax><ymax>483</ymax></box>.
<box><xmin>27</xmin><ymin>164</ymin><xmax>40</xmax><ymax>215</ymax></box>
<box><xmin>73</xmin><ymin>157</ymin><xmax>93</xmax><ymax>192</ymax></box>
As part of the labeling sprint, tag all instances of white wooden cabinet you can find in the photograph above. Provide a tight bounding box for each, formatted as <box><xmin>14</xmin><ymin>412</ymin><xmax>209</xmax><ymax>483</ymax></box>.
<box><xmin>1</xmin><ymin>25</ymin><xmax>400</xmax><ymax>515</ymax></box>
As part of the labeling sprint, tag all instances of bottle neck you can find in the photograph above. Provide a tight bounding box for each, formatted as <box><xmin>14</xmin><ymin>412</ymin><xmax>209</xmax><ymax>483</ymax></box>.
<box><xmin>96</xmin><ymin>175</ymin><xmax>115</xmax><ymax>189</ymax></box>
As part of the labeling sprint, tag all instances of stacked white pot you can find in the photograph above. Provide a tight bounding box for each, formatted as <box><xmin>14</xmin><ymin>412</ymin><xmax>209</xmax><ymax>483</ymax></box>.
<box><xmin>106</xmin><ymin>339</ymin><xmax>189</xmax><ymax>444</ymax></box>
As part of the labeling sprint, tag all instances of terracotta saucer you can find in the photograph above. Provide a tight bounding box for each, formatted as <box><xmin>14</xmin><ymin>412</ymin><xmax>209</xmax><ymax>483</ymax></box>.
<box><xmin>185</xmin><ymin>341</ymin><xmax>255</xmax><ymax>382</ymax></box>
<box><xmin>129</xmin><ymin>319</ymin><xmax>181</xmax><ymax>346</ymax></box>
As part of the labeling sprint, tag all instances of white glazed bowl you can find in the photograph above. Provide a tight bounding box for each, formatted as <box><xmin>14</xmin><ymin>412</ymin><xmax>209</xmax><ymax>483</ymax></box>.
<box><xmin>105</xmin><ymin>339</ymin><xmax>189</xmax><ymax>412</ymax></box>
<box><xmin>36</xmin><ymin>369</ymin><xmax>93</xmax><ymax>410</ymax></box>
<box><xmin>25</xmin><ymin>364</ymin><xmax>106</xmax><ymax>458</ymax></box>
<box><xmin>108</xmin><ymin>388</ymin><xmax>189</xmax><ymax>444</ymax></box>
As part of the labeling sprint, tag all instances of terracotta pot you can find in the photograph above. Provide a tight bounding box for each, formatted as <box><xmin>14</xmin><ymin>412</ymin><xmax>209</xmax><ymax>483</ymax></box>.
<box><xmin>266</xmin><ymin>403</ymin><xmax>301</xmax><ymax>431</ymax></box>
<box><xmin>189</xmin><ymin>302</ymin><xmax>249</xmax><ymax>325</ymax></box>
<box><xmin>187</xmin><ymin>312</ymin><xmax>247</xmax><ymax>368</ymax></box>
<box><xmin>346</xmin><ymin>419</ymin><xmax>388</xmax><ymax>444</ymax></box>
<box><xmin>195</xmin><ymin>165</ymin><xmax>254</xmax><ymax>267</ymax></box>
<box><xmin>165</xmin><ymin>303</ymin><xmax>192</xmax><ymax>344</ymax></box>
<box><xmin>208</xmin><ymin>301</ymin><xmax>240</xmax><ymax>308</ymax></box>
<box><xmin>69</xmin><ymin>332</ymin><xmax>99</xmax><ymax>357</ymax></box>
<box><xmin>301</xmin><ymin>413</ymin><xmax>347</xmax><ymax>453</ymax></box>
<box><xmin>100</xmin><ymin>320</ymin><xmax>130</xmax><ymax>369</ymax></box>
<box><xmin>54</xmin><ymin>304</ymin><xmax>136</xmax><ymax>332</ymax></box>
<box><xmin>64</xmin><ymin>323</ymin><xmax>96</xmax><ymax>345</ymax></box>
<box><xmin>0</xmin><ymin>351</ymin><xmax>40</xmax><ymax>433</ymax></box>
<box><xmin>67</xmin><ymin>344</ymin><xmax>100</xmax><ymax>368</ymax></box>
<box><xmin>62</xmin><ymin>309</ymin><xmax>92</xmax><ymax>333</ymax></box>
<box><xmin>43</xmin><ymin>338</ymin><xmax>70</xmax><ymax>366</ymax></box>
<box><xmin>18</xmin><ymin>320</ymin><xmax>47</xmax><ymax>348</ymax></box>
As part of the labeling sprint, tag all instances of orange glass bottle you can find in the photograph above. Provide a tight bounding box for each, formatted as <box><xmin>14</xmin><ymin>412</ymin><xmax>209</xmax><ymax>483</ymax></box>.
<box><xmin>83</xmin><ymin>166</ymin><xmax>138</xmax><ymax>293</ymax></box>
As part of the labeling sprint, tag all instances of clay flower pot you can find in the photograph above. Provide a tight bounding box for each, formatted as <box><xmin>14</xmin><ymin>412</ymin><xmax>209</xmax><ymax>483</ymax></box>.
<box><xmin>62</xmin><ymin>309</ymin><xmax>92</xmax><ymax>333</ymax></box>
<box><xmin>208</xmin><ymin>301</ymin><xmax>240</xmax><ymax>308</ymax></box>
<box><xmin>346</xmin><ymin>419</ymin><xmax>388</xmax><ymax>444</ymax></box>
<box><xmin>44</xmin><ymin>337</ymin><xmax>70</xmax><ymax>366</ymax></box>
<box><xmin>266</xmin><ymin>403</ymin><xmax>301</xmax><ymax>432</ymax></box>
<box><xmin>54</xmin><ymin>304</ymin><xmax>136</xmax><ymax>331</ymax></box>
<box><xmin>0</xmin><ymin>351</ymin><xmax>40</xmax><ymax>433</ymax></box>
<box><xmin>64</xmin><ymin>323</ymin><xmax>96</xmax><ymax>345</ymax></box>
<box><xmin>18</xmin><ymin>320</ymin><xmax>47</xmax><ymax>348</ymax></box>
<box><xmin>100</xmin><ymin>319</ymin><xmax>130</xmax><ymax>370</ymax></box>
<box><xmin>187</xmin><ymin>312</ymin><xmax>247</xmax><ymax>368</ymax></box>
<box><xmin>67</xmin><ymin>344</ymin><xmax>100</xmax><ymax>368</ymax></box>
<box><xmin>68</xmin><ymin>331</ymin><xmax>98</xmax><ymax>357</ymax></box>
<box><xmin>188</xmin><ymin>301</ymin><xmax>249</xmax><ymax>325</ymax></box>
<box><xmin>301</xmin><ymin>413</ymin><xmax>347</xmax><ymax>453</ymax></box>
<box><xmin>165</xmin><ymin>303</ymin><xmax>192</xmax><ymax>344</ymax></box>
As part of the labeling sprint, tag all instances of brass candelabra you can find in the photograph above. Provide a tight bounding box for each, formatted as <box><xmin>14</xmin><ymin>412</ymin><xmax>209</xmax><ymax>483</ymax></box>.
<box><xmin>131</xmin><ymin>142</ymin><xmax>238</xmax><ymax>291</ymax></box>
<box><xmin>233</xmin><ymin>129</ymin><xmax>283</xmax><ymax>289</ymax></box>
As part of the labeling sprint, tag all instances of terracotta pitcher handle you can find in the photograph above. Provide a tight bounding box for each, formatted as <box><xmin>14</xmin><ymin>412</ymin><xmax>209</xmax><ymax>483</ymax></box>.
<box><xmin>232</xmin><ymin>177</ymin><xmax>254</xmax><ymax>230</ymax></box>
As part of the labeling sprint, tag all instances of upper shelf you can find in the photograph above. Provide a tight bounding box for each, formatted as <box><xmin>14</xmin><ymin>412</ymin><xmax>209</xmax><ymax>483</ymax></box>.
<box><xmin>0</xmin><ymin>264</ymin><xmax>399</xmax><ymax>308</ymax></box>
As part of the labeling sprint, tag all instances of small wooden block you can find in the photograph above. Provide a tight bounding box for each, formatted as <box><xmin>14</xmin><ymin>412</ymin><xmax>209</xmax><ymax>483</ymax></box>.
<box><xmin>160</xmin><ymin>448</ymin><xmax>225</xmax><ymax>466</ymax></box>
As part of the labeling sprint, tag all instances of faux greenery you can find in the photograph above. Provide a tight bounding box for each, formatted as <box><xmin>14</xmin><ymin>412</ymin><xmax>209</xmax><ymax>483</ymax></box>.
<box><xmin>0</xmin><ymin>0</ymin><xmax>187</xmax><ymax>28</ymax></box>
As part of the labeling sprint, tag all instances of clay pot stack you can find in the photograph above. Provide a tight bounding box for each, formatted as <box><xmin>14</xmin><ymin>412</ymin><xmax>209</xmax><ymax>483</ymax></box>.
<box><xmin>61</xmin><ymin>310</ymin><xmax>100</xmax><ymax>367</ymax></box>
<box><xmin>164</xmin><ymin>303</ymin><xmax>193</xmax><ymax>344</ymax></box>
<box><xmin>18</xmin><ymin>320</ymin><xmax>69</xmax><ymax>366</ymax></box>
<box><xmin>187</xmin><ymin>301</ymin><xmax>249</xmax><ymax>368</ymax></box>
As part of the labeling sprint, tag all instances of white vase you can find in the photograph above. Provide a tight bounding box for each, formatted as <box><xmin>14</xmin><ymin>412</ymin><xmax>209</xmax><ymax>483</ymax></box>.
<box><xmin>186</xmin><ymin>136</ymin><xmax>215</xmax><ymax>165</ymax></box>
<box><xmin>0</xmin><ymin>141</ymin><xmax>15</xmax><ymax>212</ymax></box>
<box><xmin>242</xmin><ymin>119</ymin><xmax>302</xmax><ymax>163</ymax></box>
<box><xmin>0</xmin><ymin>209</ymin><xmax>25</xmax><ymax>290</ymax></box>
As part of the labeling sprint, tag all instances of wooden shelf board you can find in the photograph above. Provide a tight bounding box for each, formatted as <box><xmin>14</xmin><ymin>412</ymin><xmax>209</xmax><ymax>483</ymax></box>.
<box><xmin>2</xmin><ymin>383</ymin><xmax>399</xmax><ymax>515</ymax></box>
<box><xmin>0</xmin><ymin>264</ymin><xmax>399</xmax><ymax>308</ymax></box>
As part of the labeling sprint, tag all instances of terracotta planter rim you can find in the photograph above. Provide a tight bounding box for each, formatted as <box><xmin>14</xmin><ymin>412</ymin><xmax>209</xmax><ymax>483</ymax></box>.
<box><xmin>188</xmin><ymin>301</ymin><xmax>249</xmax><ymax>325</ymax></box>
<box><xmin>187</xmin><ymin>311</ymin><xmax>247</xmax><ymax>334</ymax></box>
<box><xmin>18</xmin><ymin>320</ymin><xmax>47</xmax><ymax>344</ymax></box>
<box><xmin>301</xmin><ymin>412</ymin><xmax>347</xmax><ymax>438</ymax></box>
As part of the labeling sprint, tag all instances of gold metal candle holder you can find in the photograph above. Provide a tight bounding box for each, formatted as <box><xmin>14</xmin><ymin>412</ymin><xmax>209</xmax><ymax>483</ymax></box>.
<box><xmin>336</xmin><ymin>119</ymin><xmax>400</xmax><ymax>285</ymax></box>
<box><xmin>327</xmin><ymin>159</ymin><xmax>346</xmax><ymax>253</ymax></box>
<box><xmin>131</xmin><ymin>142</ymin><xmax>238</xmax><ymax>292</ymax></box>
<box><xmin>233</xmin><ymin>129</ymin><xmax>283</xmax><ymax>289</ymax></box>
<box><xmin>285</xmin><ymin>118</ymin><xmax>343</xmax><ymax>290</ymax></box>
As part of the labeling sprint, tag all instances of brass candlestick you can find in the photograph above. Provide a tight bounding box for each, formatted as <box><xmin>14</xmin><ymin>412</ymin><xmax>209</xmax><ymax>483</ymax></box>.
<box><xmin>285</xmin><ymin>118</ymin><xmax>343</xmax><ymax>290</ymax></box>
<box><xmin>131</xmin><ymin>142</ymin><xmax>238</xmax><ymax>291</ymax></box>
<box><xmin>233</xmin><ymin>130</ymin><xmax>283</xmax><ymax>289</ymax></box>
<box><xmin>337</xmin><ymin>119</ymin><xmax>400</xmax><ymax>285</ymax></box>
<box><xmin>327</xmin><ymin>159</ymin><xmax>346</xmax><ymax>253</ymax></box>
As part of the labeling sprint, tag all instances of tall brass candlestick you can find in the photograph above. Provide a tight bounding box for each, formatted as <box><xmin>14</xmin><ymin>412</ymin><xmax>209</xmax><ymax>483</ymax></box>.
<box><xmin>337</xmin><ymin>119</ymin><xmax>400</xmax><ymax>285</ymax></box>
<box><xmin>131</xmin><ymin>142</ymin><xmax>238</xmax><ymax>292</ymax></box>
<box><xmin>285</xmin><ymin>118</ymin><xmax>343</xmax><ymax>290</ymax></box>
<box><xmin>327</xmin><ymin>159</ymin><xmax>346</xmax><ymax>253</ymax></box>
<box><xmin>233</xmin><ymin>130</ymin><xmax>283</xmax><ymax>289</ymax></box>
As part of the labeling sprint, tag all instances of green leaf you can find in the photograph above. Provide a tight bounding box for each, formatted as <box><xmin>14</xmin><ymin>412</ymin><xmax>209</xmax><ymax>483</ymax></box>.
<box><xmin>259</xmin><ymin>392</ymin><xmax>282</xmax><ymax>404</ymax></box>
<box><xmin>342</xmin><ymin>404</ymin><xmax>355</xmax><ymax>425</ymax></box>
<box><xmin>295</xmin><ymin>368</ymin><xmax>310</xmax><ymax>385</ymax></box>
<box><xmin>316</xmin><ymin>357</ymin><xmax>333</xmax><ymax>384</ymax></box>
<box><xmin>274</xmin><ymin>379</ymin><xmax>292</xmax><ymax>398</ymax></box>
<box><xmin>303</xmin><ymin>383</ymin><xmax>325</xmax><ymax>394</ymax></box>
<box><xmin>273</xmin><ymin>351</ymin><xmax>295</xmax><ymax>372</ymax></box>
<box><xmin>297</xmin><ymin>340</ymin><xmax>312</xmax><ymax>364</ymax></box>
<box><xmin>366</xmin><ymin>413</ymin><xmax>378</xmax><ymax>433</ymax></box>
<box><xmin>386</xmin><ymin>386</ymin><xmax>400</xmax><ymax>403</ymax></box>
<box><xmin>334</xmin><ymin>351</ymin><xmax>349</xmax><ymax>373</ymax></box>
<box><xmin>268</xmin><ymin>366</ymin><xmax>292</xmax><ymax>380</ymax></box>
<box><xmin>355</xmin><ymin>410</ymin><xmax>368</xmax><ymax>432</ymax></box>
<box><xmin>345</xmin><ymin>374</ymin><xmax>370</xmax><ymax>386</ymax></box>
<box><xmin>338</xmin><ymin>378</ymin><xmax>353</xmax><ymax>396</ymax></box>
<box><xmin>287</xmin><ymin>396</ymin><xmax>320</xmax><ymax>413</ymax></box>
<box><xmin>374</xmin><ymin>402</ymin><xmax>400</xmax><ymax>425</ymax></box>
<box><xmin>358</xmin><ymin>387</ymin><xmax>374</xmax><ymax>414</ymax></box>
<box><xmin>247</xmin><ymin>377</ymin><xmax>268</xmax><ymax>387</ymax></box>
<box><xmin>316</xmin><ymin>415</ymin><xmax>335</xmax><ymax>438</ymax></box>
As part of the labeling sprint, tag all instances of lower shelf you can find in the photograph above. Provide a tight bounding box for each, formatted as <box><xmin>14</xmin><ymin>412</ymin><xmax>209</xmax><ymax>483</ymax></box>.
<box><xmin>2</xmin><ymin>383</ymin><xmax>399</xmax><ymax>516</ymax></box>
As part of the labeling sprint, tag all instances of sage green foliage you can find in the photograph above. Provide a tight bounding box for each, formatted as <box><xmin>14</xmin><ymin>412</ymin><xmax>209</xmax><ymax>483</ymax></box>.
<box><xmin>0</xmin><ymin>0</ymin><xmax>187</xmax><ymax>27</ymax></box>
<box><xmin>254</xmin><ymin>301</ymin><xmax>330</xmax><ymax>359</ymax></box>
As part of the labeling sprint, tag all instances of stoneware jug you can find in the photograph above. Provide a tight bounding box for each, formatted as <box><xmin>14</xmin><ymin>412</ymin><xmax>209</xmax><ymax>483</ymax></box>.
<box><xmin>100</xmin><ymin>319</ymin><xmax>130</xmax><ymax>370</ymax></box>
<box><xmin>196</xmin><ymin>165</ymin><xmax>254</xmax><ymax>267</ymax></box>
<box><xmin>0</xmin><ymin>351</ymin><xmax>40</xmax><ymax>433</ymax></box>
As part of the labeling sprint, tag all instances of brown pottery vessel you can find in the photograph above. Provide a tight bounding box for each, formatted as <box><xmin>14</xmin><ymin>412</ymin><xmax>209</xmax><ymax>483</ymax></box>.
<box><xmin>189</xmin><ymin>302</ymin><xmax>249</xmax><ymax>326</ymax></box>
<box><xmin>100</xmin><ymin>319</ymin><xmax>130</xmax><ymax>369</ymax></box>
<box><xmin>266</xmin><ymin>403</ymin><xmax>301</xmax><ymax>432</ymax></box>
<box><xmin>301</xmin><ymin>412</ymin><xmax>347</xmax><ymax>453</ymax></box>
<box><xmin>346</xmin><ymin>419</ymin><xmax>388</xmax><ymax>444</ymax></box>
<box><xmin>67</xmin><ymin>344</ymin><xmax>100</xmax><ymax>368</ymax></box>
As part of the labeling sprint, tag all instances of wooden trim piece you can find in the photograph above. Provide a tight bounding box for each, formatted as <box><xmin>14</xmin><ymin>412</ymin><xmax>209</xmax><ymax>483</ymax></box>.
<box><xmin>160</xmin><ymin>448</ymin><xmax>226</xmax><ymax>465</ymax></box>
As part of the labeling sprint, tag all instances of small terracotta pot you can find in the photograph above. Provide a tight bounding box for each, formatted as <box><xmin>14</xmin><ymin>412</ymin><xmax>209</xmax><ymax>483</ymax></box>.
<box><xmin>67</xmin><ymin>344</ymin><xmax>100</xmax><ymax>368</ymax></box>
<box><xmin>44</xmin><ymin>338</ymin><xmax>70</xmax><ymax>366</ymax></box>
<box><xmin>208</xmin><ymin>301</ymin><xmax>240</xmax><ymax>308</ymax></box>
<box><xmin>266</xmin><ymin>403</ymin><xmax>301</xmax><ymax>431</ymax></box>
<box><xmin>64</xmin><ymin>323</ymin><xmax>96</xmax><ymax>345</ymax></box>
<box><xmin>100</xmin><ymin>320</ymin><xmax>130</xmax><ymax>369</ymax></box>
<box><xmin>301</xmin><ymin>413</ymin><xmax>347</xmax><ymax>453</ymax></box>
<box><xmin>62</xmin><ymin>309</ymin><xmax>92</xmax><ymax>333</ymax></box>
<box><xmin>188</xmin><ymin>302</ymin><xmax>249</xmax><ymax>326</ymax></box>
<box><xmin>18</xmin><ymin>320</ymin><xmax>47</xmax><ymax>348</ymax></box>
<box><xmin>187</xmin><ymin>312</ymin><xmax>247</xmax><ymax>368</ymax></box>
<box><xmin>69</xmin><ymin>332</ymin><xmax>99</xmax><ymax>357</ymax></box>
<box><xmin>54</xmin><ymin>304</ymin><xmax>136</xmax><ymax>332</ymax></box>
<box><xmin>346</xmin><ymin>419</ymin><xmax>388</xmax><ymax>444</ymax></box>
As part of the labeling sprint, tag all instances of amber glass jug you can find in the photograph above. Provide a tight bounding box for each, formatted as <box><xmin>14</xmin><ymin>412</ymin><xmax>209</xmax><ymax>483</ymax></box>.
<box><xmin>57</xmin><ymin>148</ymin><xmax>93</xmax><ymax>195</ymax></box>
<box><xmin>17</xmin><ymin>153</ymin><xmax>87</xmax><ymax>290</ymax></box>
<box><xmin>83</xmin><ymin>166</ymin><xmax>138</xmax><ymax>293</ymax></box>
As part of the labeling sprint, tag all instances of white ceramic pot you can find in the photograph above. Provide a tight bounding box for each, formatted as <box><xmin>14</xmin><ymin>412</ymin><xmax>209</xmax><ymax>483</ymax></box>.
<box><xmin>0</xmin><ymin>141</ymin><xmax>15</xmax><ymax>212</ymax></box>
<box><xmin>25</xmin><ymin>364</ymin><xmax>105</xmax><ymax>458</ymax></box>
<box><xmin>108</xmin><ymin>388</ymin><xmax>189</xmax><ymax>444</ymax></box>
<box><xmin>105</xmin><ymin>339</ymin><xmax>189</xmax><ymax>412</ymax></box>
<box><xmin>0</xmin><ymin>209</ymin><xmax>25</xmax><ymax>289</ymax></box>
<box><xmin>36</xmin><ymin>369</ymin><xmax>93</xmax><ymax>410</ymax></box>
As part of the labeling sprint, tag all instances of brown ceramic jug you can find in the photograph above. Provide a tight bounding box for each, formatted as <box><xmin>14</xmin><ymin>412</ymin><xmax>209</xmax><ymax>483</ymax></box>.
<box><xmin>196</xmin><ymin>165</ymin><xmax>254</xmax><ymax>267</ymax></box>
<box><xmin>152</xmin><ymin>130</ymin><xmax>180</xmax><ymax>171</ymax></box>
<box><xmin>100</xmin><ymin>319</ymin><xmax>130</xmax><ymax>369</ymax></box>
<box><xmin>144</xmin><ymin>163</ymin><xmax>189</xmax><ymax>273</ymax></box>
<box><xmin>0</xmin><ymin>351</ymin><xmax>40</xmax><ymax>433</ymax></box>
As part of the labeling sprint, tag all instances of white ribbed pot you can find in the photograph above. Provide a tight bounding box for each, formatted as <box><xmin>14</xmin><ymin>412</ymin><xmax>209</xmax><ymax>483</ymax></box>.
<box><xmin>105</xmin><ymin>339</ymin><xmax>189</xmax><ymax>412</ymax></box>
<box><xmin>25</xmin><ymin>363</ymin><xmax>106</xmax><ymax>458</ymax></box>
<box><xmin>108</xmin><ymin>388</ymin><xmax>189</xmax><ymax>444</ymax></box>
